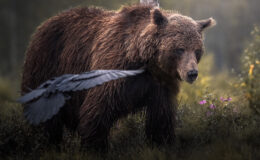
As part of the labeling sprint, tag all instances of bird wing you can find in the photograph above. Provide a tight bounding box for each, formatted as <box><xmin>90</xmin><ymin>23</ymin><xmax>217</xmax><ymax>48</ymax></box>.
<box><xmin>58</xmin><ymin>70</ymin><xmax>144</xmax><ymax>92</ymax></box>
<box><xmin>19</xmin><ymin>69</ymin><xmax>144</xmax><ymax>125</ymax></box>
<box><xmin>17</xmin><ymin>74</ymin><xmax>73</xmax><ymax>104</ymax></box>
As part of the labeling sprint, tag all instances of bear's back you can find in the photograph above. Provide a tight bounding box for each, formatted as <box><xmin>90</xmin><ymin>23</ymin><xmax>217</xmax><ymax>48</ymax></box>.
<box><xmin>21</xmin><ymin>7</ymin><xmax>115</xmax><ymax>92</ymax></box>
<box><xmin>21</xmin><ymin>5</ymin><xmax>155</xmax><ymax>98</ymax></box>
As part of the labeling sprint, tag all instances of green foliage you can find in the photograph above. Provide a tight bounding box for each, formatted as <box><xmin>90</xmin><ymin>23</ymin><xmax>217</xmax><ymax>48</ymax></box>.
<box><xmin>0</xmin><ymin>78</ymin><xmax>13</xmax><ymax>102</ymax></box>
<box><xmin>240</xmin><ymin>26</ymin><xmax>260</xmax><ymax>114</ymax></box>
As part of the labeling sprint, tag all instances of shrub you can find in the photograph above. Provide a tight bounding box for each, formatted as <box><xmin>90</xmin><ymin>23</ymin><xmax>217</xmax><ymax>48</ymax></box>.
<box><xmin>240</xmin><ymin>26</ymin><xmax>260</xmax><ymax>115</ymax></box>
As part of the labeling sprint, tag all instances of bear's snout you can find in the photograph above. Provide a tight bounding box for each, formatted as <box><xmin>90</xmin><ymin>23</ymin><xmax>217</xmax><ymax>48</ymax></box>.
<box><xmin>187</xmin><ymin>70</ymin><xmax>198</xmax><ymax>83</ymax></box>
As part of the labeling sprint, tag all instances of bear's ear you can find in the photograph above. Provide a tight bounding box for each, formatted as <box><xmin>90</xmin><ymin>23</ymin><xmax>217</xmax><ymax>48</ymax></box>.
<box><xmin>152</xmin><ymin>9</ymin><xmax>168</xmax><ymax>26</ymax></box>
<box><xmin>197</xmin><ymin>18</ymin><xmax>216</xmax><ymax>32</ymax></box>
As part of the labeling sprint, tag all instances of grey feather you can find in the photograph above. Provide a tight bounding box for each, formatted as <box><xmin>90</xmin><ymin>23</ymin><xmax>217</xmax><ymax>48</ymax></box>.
<box><xmin>24</xmin><ymin>93</ymin><xmax>65</xmax><ymax>125</ymax></box>
<box><xmin>17</xmin><ymin>89</ymin><xmax>46</xmax><ymax>103</ymax></box>
<box><xmin>19</xmin><ymin>69</ymin><xmax>144</xmax><ymax>125</ymax></box>
<box><xmin>58</xmin><ymin>70</ymin><xmax>144</xmax><ymax>92</ymax></box>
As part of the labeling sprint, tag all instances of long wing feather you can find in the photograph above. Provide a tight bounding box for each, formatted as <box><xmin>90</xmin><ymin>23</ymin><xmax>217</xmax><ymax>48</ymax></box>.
<box><xmin>24</xmin><ymin>93</ymin><xmax>65</xmax><ymax>125</ymax></box>
<box><xmin>19</xmin><ymin>69</ymin><xmax>144</xmax><ymax>125</ymax></box>
<box><xmin>17</xmin><ymin>89</ymin><xmax>46</xmax><ymax>103</ymax></box>
<box><xmin>18</xmin><ymin>74</ymin><xmax>73</xmax><ymax>103</ymax></box>
<box><xmin>58</xmin><ymin>70</ymin><xmax>144</xmax><ymax>92</ymax></box>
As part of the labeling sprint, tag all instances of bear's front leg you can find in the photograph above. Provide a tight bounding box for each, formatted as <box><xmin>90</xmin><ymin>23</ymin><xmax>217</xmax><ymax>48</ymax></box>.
<box><xmin>145</xmin><ymin>87</ymin><xmax>176</xmax><ymax>146</ymax></box>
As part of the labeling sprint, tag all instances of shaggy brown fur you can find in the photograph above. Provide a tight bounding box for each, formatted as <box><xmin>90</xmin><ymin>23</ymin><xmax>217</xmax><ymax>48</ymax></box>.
<box><xmin>21</xmin><ymin>5</ymin><xmax>215</xmax><ymax>150</ymax></box>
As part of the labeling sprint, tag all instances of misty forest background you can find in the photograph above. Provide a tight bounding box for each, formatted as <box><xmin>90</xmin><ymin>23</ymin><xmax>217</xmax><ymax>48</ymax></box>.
<box><xmin>0</xmin><ymin>0</ymin><xmax>260</xmax><ymax>160</ymax></box>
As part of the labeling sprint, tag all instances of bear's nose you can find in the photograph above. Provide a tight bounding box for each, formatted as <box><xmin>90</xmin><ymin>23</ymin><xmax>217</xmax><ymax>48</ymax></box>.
<box><xmin>187</xmin><ymin>70</ymin><xmax>198</xmax><ymax>82</ymax></box>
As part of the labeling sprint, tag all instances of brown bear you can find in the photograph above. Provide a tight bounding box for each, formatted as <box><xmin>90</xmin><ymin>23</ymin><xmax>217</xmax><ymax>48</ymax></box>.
<box><xmin>21</xmin><ymin>5</ymin><xmax>215</xmax><ymax>150</ymax></box>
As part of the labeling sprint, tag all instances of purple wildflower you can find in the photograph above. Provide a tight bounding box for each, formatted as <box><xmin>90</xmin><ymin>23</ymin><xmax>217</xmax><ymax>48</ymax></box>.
<box><xmin>209</xmin><ymin>104</ymin><xmax>216</xmax><ymax>109</ymax></box>
<box><xmin>220</xmin><ymin>97</ymin><xmax>232</xmax><ymax>102</ymax></box>
<box><xmin>206</xmin><ymin>111</ymin><xmax>213</xmax><ymax>117</ymax></box>
<box><xmin>199</xmin><ymin>100</ymin><xmax>207</xmax><ymax>105</ymax></box>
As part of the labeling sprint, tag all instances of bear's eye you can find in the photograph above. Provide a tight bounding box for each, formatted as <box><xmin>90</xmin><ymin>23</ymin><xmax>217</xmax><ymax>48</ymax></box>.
<box><xmin>195</xmin><ymin>49</ymin><xmax>202</xmax><ymax>61</ymax></box>
<box><xmin>174</xmin><ymin>48</ymin><xmax>185</xmax><ymax>55</ymax></box>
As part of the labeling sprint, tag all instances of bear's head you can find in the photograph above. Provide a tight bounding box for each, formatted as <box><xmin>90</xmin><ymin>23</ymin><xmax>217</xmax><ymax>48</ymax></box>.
<box><xmin>144</xmin><ymin>9</ymin><xmax>216</xmax><ymax>85</ymax></box>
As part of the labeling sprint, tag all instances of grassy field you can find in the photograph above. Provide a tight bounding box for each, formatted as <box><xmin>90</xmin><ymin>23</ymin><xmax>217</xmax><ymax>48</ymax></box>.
<box><xmin>0</xmin><ymin>27</ymin><xmax>259</xmax><ymax>160</ymax></box>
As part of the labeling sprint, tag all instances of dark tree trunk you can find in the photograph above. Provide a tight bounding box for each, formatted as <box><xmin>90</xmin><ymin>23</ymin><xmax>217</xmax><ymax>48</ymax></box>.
<box><xmin>9</xmin><ymin>0</ymin><xmax>18</xmax><ymax>73</ymax></box>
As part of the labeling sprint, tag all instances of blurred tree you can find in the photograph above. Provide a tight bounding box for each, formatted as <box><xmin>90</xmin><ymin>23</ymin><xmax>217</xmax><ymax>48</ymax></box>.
<box><xmin>9</xmin><ymin>0</ymin><xmax>17</xmax><ymax>74</ymax></box>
